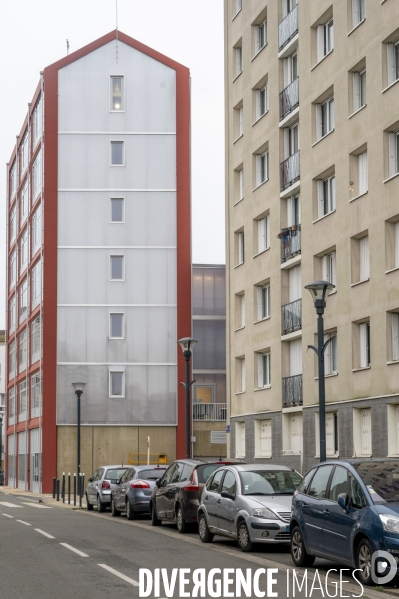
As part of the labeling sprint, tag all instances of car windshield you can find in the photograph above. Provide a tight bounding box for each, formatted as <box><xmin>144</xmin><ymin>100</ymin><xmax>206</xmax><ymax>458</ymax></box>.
<box><xmin>105</xmin><ymin>468</ymin><xmax>127</xmax><ymax>480</ymax></box>
<box><xmin>353</xmin><ymin>462</ymin><xmax>399</xmax><ymax>504</ymax></box>
<box><xmin>139</xmin><ymin>468</ymin><xmax>167</xmax><ymax>480</ymax></box>
<box><xmin>239</xmin><ymin>470</ymin><xmax>302</xmax><ymax>496</ymax></box>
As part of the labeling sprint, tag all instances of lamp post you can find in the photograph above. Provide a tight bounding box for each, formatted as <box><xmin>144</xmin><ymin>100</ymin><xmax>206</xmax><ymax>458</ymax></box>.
<box><xmin>177</xmin><ymin>337</ymin><xmax>197</xmax><ymax>459</ymax></box>
<box><xmin>304</xmin><ymin>281</ymin><xmax>335</xmax><ymax>463</ymax></box>
<box><xmin>71</xmin><ymin>382</ymin><xmax>86</xmax><ymax>495</ymax></box>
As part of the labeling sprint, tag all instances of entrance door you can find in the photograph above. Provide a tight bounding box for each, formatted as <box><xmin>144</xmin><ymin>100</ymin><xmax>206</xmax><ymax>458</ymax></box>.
<box><xmin>30</xmin><ymin>428</ymin><xmax>42</xmax><ymax>493</ymax></box>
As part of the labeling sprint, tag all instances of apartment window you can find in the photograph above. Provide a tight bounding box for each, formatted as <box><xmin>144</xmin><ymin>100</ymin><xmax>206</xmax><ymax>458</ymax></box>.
<box><xmin>9</xmin><ymin>389</ymin><xmax>15</xmax><ymax>420</ymax></box>
<box><xmin>239</xmin><ymin>169</ymin><xmax>244</xmax><ymax>201</ymax></box>
<box><xmin>32</xmin><ymin>204</ymin><xmax>42</xmax><ymax>253</ymax></box>
<box><xmin>256</xmin><ymin>151</ymin><xmax>269</xmax><ymax>186</ymax></box>
<box><xmin>324</xmin><ymin>333</ymin><xmax>338</xmax><ymax>375</ymax></box>
<box><xmin>10</xmin><ymin>162</ymin><xmax>17</xmax><ymax>198</ymax></box>
<box><xmin>255</xmin><ymin>419</ymin><xmax>272</xmax><ymax>458</ymax></box>
<box><xmin>357</xmin><ymin>151</ymin><xmax>368</xmax><ymax>195</ymax></box>
<box><xmin>109</xmin><ymin>371</ymin><xmax>125</xmax><ymax>398</ymax></box>
<box><xmin>359</xmin><ymin>236</ymin><xmax>370</xmax><ymax>281</ymax></box>
<box><xmin>255</xmin><ymin>19</ymin><xmax>267</xmax><ymax>55</ymax></box>
<box><xmin>10</xmin><ymin>205</ymin><xmax>17</xmax><ymax>243</ymax></box>
<box><xmin>32</xmin><ymin>149</ymin><xmax>42</xmax><ymax>198</ymax></box>
<box><xmin>236</xmin><ymin>357</ymin><xmax>245</xmax><ymax>393</ymax></box>
<box><xmin>315</xmin><ymin>412</ymin><xmax>338</xmax><ymax>456</ymax></box>
<box><xmin>234</xmin><ymin>104</ymin><xmax>244</xmax><ymax>139</ymax></box>
<box><xmin>353</xmin><ymin>69</ymin><xmax>366</xmax><ymax>112</ymax></box>
<box><xmin>317</xmin><ymin>18</ymin><xmax>334</xmax><ymax>62</ymax></box>
<box><xmin>283</xmin><ymin>52</ymin><xmax>298</xmax><ymax>87</ymax></box>
<box><xmin>285</xmin><ymin>122</ymin><xmax>299</xmax><ymax>158</ymax></box>
<box><xmin>110</xmin><ymin>313</ymin><xmax>124</xmax><ymax>338</ymax></box>
<box><xmin>235</xmin><ymin>46</ymin><xmax>242</xmax><ymax>77</ymax></box>
<box><xmin>284</xmin><ymin>412</ymin><xmax>303</xmax><ymax>454</ymax></box>
<box><xmin>9</xmin><ymin>341</ymin><xmax>16</xmax><ymax>379</ymax></box>
<box><xmin>257</xmin><ymin>215</ymin><xmax>270</xmax><ymax>253</ymax></box>
<box><xmin>395</xmin><ymin>221</ymin><xmax>399</xmax><ymax>269</ymax></box>
<box><xmin>111</xmin><ymin>198</ymin><xmax>124</xmax><ymax>223</ymax></box>
<box><xmin>359</xmin><ymin>321</ymin><xmax>371</xmax><ymax>367</ymax></box>
<box><xmin>257</xmin><ymin>352</ymin><xmax>271</xmax><ymax>388</ymax></box>
<box><xmin>322</xmin><ymin>251</ymin><xmax>337</xmax><ymax>286</ymax></box>
<box><xmin>351</xmin><ymin>0</ymin><xmax>365</xmax><ymax>28</ymax></box>
<box><xmin>387</xmin><ymin>39</ymin><xmax>399</xmax><ymax>87</ymax></box>
<box><xmin>257</xmin><ymin>283</ymin><xmax>270</xmax><ymax>320</ymax></box>
<box><xmin>256</xmin><ymin>83</ymin><xmax>268</xmax><ymax>120</ymax></box>
<box><xmin>31</xmin><ymin>374</ymin><xmax>42</xmax><ymax>416</ymax></box>
<box><xmin>9</xmin><ymin>295</ymin><xmax>16</xmax><ymax>333</ymax></box>
<box><xmin>234</xmin><ymin>0</ymin><xmax>242</xmax><ymax>15</ymax></box>
<box><xmin>21</xmin><ymin>132</ymin><xmax>29</xmax><ymax>173</ymax></box>
<box><xmin>31</xmin><ymin>317</ymin><xmax>41</xmax><ymax>363</ymax></box>
<box><xmin>19</xmin><ymin>330</ymin><xmax>28</xmax><ymax>370</ymax></box>
<box><xmin>32</xmin><ymin>259</ymin><xmax>42</xmax><ymax>309</ymax></box>
<box><xmin>392</xmin><ymin>313</ymin><xmax>399</xmax><ymax>361</ymax></box>
<box><xmin>19</xmin><ymin>381</ymin><xmax>27</xmax><ymax>417</ymax></box>
<box><xmin>235</xmin><ymin>421</ymin><xmax>246</xmax><ymax>458</ymax></box>
<box><xmin>353</xmin><ymin>408</ymin><xmax>372</xmax><ymax>456</ymax></box>
<box><xmin>235</xmin><ymin>293</ymin><xmax>245</xmax><ymax>329</ymax></box>
<box><xmin>388</xmin><ymin>129</ymin><xmax>399</xmax><ymax>177</ymax></box>
<box><xmin>110</xmin><ymin>76</ymin><xmax>124</xmax><ymax>111</ymax></box>
<box><xmin>283</xmin><ymin>0</ymin><xmax>297</xmax><ymax>16</ymax></box>
<box><xmin>317</xmin><ymin>174</ymin><xmax>336</xmax><ymax>218</ymax></box>
<box><xmin>20</xmin><ymin>279</ymin><xmax>28</xmax><ymax>322</ymax></box>
<box><xmin>32</xmin><ymin>96</ymin><xmax>43</xmax><ymax>146</ymax></box>
<box><xmin>236</xmin><ymin>231</ymin><xmax>244</xmax><ymax>265</ymax></box>
<box><xmin>110</xmin><ymin>256</ymin><xmax>124</xmax><ymax>280</ymax></box>
<box><xmin>111</xmin><ymin>141</ymin><xmax>124</xmax><ymax>166</ymax></box>
<box><xmin>10</xmin><ymin>250</ymin><xmax>17</xmax><ymax>288</ymax></box>
<box><xmin>316</xmin><ymin>96</ymin><xmax>334</xmax><ymax>140</ymax></box>
<box><xmin>20</xmin><ymin>229</ymin><xmax>28</xmax><ymax>273</ymax></box>
<box><xmin>20</xmin><ymin>180</ymin><xmax>29</xmax><ymax>224</ymax></box>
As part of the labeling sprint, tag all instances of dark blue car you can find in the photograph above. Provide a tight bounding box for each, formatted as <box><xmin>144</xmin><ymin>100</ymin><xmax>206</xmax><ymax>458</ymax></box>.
<box><xmin>290</xmin><ymin>459</ymin><xmax>399</xmax><ymax>586</ymax></box>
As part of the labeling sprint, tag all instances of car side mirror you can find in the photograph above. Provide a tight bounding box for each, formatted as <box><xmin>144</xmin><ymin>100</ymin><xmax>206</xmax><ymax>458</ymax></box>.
<box><xmin>221</xmin><ymin>491</ymin><xmax>235</xmax><ymax>500</ymax></box>
<box><xmin>337</xmin><ymin>493</ymin><xmax>349</xmax><ymax>511</ymax></box>
<box><xmin>88</xmin><ymin>477</ymin><xmax>93</xmax><ymax>483</ymax></box>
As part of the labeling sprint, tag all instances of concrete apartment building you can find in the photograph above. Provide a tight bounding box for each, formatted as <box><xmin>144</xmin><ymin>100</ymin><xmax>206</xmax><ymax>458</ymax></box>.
<box><xmin>6</xmin><ymin>30</ymin><xmax>191</xmax><ymax>493</ymax></box>
<box><xmin>225</xmin><ymin>0</ymin><xmax>399</xmax><ymax>472</ymax></box>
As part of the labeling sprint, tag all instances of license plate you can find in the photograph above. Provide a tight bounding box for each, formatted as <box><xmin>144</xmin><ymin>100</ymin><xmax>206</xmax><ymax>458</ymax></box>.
<box><xmin>286</xmin><ymin>525</ymin><xmax>290</xmax><ymax>533</ymax></box>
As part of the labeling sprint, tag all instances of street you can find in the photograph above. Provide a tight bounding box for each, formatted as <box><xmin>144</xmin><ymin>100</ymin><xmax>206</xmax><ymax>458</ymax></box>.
<box><xmin>0</xmin><ymin>491</ymin><xmax>397</xmax><ymax>599</ymax></box>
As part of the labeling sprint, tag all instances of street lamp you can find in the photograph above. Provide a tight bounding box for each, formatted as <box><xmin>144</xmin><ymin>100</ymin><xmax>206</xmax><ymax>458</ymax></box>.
<box><xmin>72</xmin><ymin>381</ymin><xmax>86</xmax><ymax>494</ymax></box>
<box><xmin>177</xmin><ymin>337</ymin><xmax>197</xmax><ymax>459</ymax></box>
<box><xmin>305</xmin><ymin>281</ymin><xmax>335</xmax><ymax>463</ymax></box>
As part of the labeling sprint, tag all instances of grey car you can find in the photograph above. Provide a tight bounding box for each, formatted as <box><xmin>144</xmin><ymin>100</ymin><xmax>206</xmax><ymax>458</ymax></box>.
<box><xmin>198</xmin><ymin>464</ymin><xmax>302</xmax><ymax>552</ymax></box>
<box><xmin>86</xmin><ymin>465</ymin><xmax>128</xmax><ymax>512</ymax></box>
<box><xmin>111</xmin><ymin>465</ymin><xmax>168</xmax><ymax>519</ymax></box>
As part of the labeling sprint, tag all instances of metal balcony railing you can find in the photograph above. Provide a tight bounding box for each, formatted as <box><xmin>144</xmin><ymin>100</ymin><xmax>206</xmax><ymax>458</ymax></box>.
<box><xmin>278</xmin><ymin>5</ymin><xmax>298</xmax><ymax>50</ymax></box>
<box><xmin>282</xmin><ymin>374</ymin><xmax>302</xmax><ymax>407</ymax></box>
<box><xmin>279</xmin><ymin>226</ymin><xmax>301</xmax><ymax>262</ymax></box>
<box><xmin>193</xmin><ymin>403</ymin><xmax>227</xmax><ymax>421</ymax></box>
<box><xmin>280</xmin><ymin>150</ymin><xmax>300</xmax><ymax>191</ymax></box>
<box><xmin>280</xmin><ymin>77</ymin><xmax>299</xmax><ymax>120</ymax></box>
<box><xmin>281</xmin><ymin>298</ymin><xmax>302</xmax><ymax>335</ymax></box>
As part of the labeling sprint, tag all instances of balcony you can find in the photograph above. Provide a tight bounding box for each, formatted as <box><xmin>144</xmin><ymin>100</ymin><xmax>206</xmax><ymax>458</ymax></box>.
<box><xmin>278</xmin><ymin>5</ymin><xmax>298</xmax><ymax>51</ymax></box>
<box><xmin>282</xmin><ymin>374</ymin><xmax>302</xmax><ymax>407</ymax></box>
<box><xmin>280</xmin><ymin>78</ymin><xmax>299</xmax><ymax>121</ymax></box>
<box><xmin>193</xmin><ymin>403</ymin><xmax>227</xmax><ymax>421</ymax></box>
<box><xmin>280</xmin><ymin>150</ymin><xmax>300</xmax><ymax>191</ymax></box>
<box><xmin>281</xmin><ymin>298</ymin><xmax>302</xmax><ymax>335</ymax></box>
<box><xmin>279</xmin><ymin>225</ymin><xmax>301</xmax><ymax>263</ymax></box>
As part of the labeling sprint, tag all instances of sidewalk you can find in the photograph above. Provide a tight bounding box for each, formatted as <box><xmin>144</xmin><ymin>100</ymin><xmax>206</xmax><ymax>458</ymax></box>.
<box><xmin>0</xmin><ymin>485</ymin><xmax>87</xmax><ymax>509</ymax></box>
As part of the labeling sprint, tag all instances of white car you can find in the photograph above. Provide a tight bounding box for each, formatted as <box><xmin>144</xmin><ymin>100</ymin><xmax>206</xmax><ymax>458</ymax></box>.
<box><xmin>86</xmin><ymin>464</ymin><xmax>128</xmax><ymax>512</ymax></box>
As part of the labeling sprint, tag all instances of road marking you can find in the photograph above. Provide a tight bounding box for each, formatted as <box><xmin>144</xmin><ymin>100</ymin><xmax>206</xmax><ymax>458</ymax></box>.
<box><xmin>97</xmin><ymin>564</ymin><xmax>139</xmax><ymax>587</ymax></box>
<box><xmin>23</xmin><ymin>502</ymin><xmax>52</xmax><ymax>509</ymax></box>
<box><xmin>2</xmin><ymin>514</ymin><xmax>14</xmax><ymax>518</ymax></box>
<box><xmin>35</xmin><ymin>529</ymin><xmax>55</xmax><ymax>539</ymax></box>
<box><xmin>0</xmin><ymin>502</ymin><xmax>23</xmax><ymax>508</ymax></box>
<box><xmin>60</xmin><ymin>543</ymin><xmax>89</xmax><ymax>557</ymax></box>
<box><xmin>16</xmin><ymin>519</ymin><xmax>31</xmax><ymax>526</ymax></box>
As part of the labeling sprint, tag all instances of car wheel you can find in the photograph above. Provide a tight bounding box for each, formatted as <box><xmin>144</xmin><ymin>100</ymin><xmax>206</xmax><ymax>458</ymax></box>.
<box><xmin>291</xmin><ymin>526</ymin><xmax>315</xmax><ymax>567</ymax></box>
<box><xmin>97</xmin><ymin>495</ymin><xmax>106</xmax><ymax>513</ymax></box>
<box><xmin>86</xmin><ymin>494</ymin><xmax>93</xmax><ymax>511</ymax></box>
<box><xmin>126</xmin><ymin>500</ymin><xmax>136</xmax><ymax>521</ymax></box>
<box><xmin>198</xmin><ymin>513</ymin><xmax>214</xmax><ymax>543</ymax></box>
<box><xmin>176</xmin><ymin>505</ymin><xmax>188</xmax><ymax>534</ymax></box>
<box><xmin>237</xmin><ymin>521</ymin><xmax>254</xmax><ymax>553</ymax></box>
<box><xmin>111</xmin><ymin>497</ymin><xmax>120</xmax><ymax>517</ymax></box>
<box><xmin>356</xmin><ymin>538</ymin><xmax>374</xmax><ymax>586</ymax></box>
<box><xmin>151</xmin><ymin>502</ymin><xmax>161</xmax><ymax>526</ymax></box>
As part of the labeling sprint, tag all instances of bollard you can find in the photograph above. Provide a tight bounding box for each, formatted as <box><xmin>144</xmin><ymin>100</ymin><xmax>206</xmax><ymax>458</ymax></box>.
<box><xmin>73</xmin><ymin>473</ymin><xmax>76</xmax><ymax>506</ymax></box>
<box><xmin>79</xmin><ymin>474</ymin><xmax>83</xmax><ymax>508</ymax></box>
<box><xmin>52</xmin><ymin>477</ymin><xmax>56</xmax><ymax>498</ymax></box>
<box><xmin>68</xmin><ymin>472</ymin><xmax>71</xmax><ymax>505</ymax></box>
<box><xmin>62</xmin><ymin>472</ymin><xmax>65</xmax><ymax>503</ymax></box>
<box><xmin>56</xmin><ymin>479</ymin><xmax>60</xmax><ymax>502</ymax></box>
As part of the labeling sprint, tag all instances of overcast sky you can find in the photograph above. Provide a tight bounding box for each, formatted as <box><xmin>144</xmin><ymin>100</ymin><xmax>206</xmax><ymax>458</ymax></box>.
<box><xmin>0</xmin><ymin>0</ymin><xmax>225</xmax><ymax>328</ymax></box>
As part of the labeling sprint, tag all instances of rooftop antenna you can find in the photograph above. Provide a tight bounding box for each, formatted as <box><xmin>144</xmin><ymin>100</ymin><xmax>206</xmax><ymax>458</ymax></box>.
<box><xmin>115</xmin><ymin>0</ymin><xmax>119</xmax><ymax>64</ymax></box>
<box><xmin>66</xmin><ymin>39</ymin><xmax>70</xmax><ymax>55</ymax></box>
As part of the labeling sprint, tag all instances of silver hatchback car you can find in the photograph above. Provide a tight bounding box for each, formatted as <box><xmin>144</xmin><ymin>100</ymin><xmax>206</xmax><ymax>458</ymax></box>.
<box><xmin>86</xmin><ymin>465</ymin><xmax>128</xmax><ymax>512</ymax></box>
<box><xmin>198</xmin><ymin>464</ymin><xmax>302</xmax><ymax>552</ymax></box>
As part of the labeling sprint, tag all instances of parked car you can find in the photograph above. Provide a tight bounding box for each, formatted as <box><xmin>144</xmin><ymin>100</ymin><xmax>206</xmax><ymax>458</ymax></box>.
<box><xmin>290</xmin><ymin>459</ymin><xmax>399</xmax><ymax>586</ymax></box>
<box><xmin>198</xmin><ymin>464</ymin><xmax>301</xmax><ymax>552</ymax></box>
<box><xmin>110</xmin><ymin>465</ymin><xmax>168</xmax><ymax>519</ymax></box>
<box><xmin>150</xmin><ymin>459</ymin><xmax>237</xmax><ymax>533</ymax></box>
<box><xmin>0</xmin><ymin>471</ymin><xmax>4</xmax><ymax>486</ymax></box>
<box><xmin>86</xmin><ymin>465</ymin><xmax>128</xmax><ymax>512</ymax></box>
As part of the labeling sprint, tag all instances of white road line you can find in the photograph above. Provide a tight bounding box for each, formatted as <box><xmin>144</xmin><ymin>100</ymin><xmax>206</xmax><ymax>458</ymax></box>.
<box><xmin>97</xmin><ymin>564</ymin><xmax>139</xmax><ymax>587</ymax></box>
<box><xmin>2</xmin><ymin>514</ymin><xmax>14</xmax><ymax>518</ymax></box>
<box><xmin>0</xmin><ymin>502</ymin><xmax>23</xmax><ymax>508</ymax></box>
<box><xmin>23</xmin><ymin>502</ymin><xmax>52</xmax><ymax>509</ymax></box>
<box><xmin>60</xmin><ymin>543</ymin><xmax>89</xmax><ymax>558</ymax></box>
<box><xmin>16</xmin><ymin>520</ymin><xmax>31</xmax><ymax>526</ymax></box>
<box><xmin>35</xmin><ymin>529</ymin><xmax>55</xmax><ymax>539</ymax></box>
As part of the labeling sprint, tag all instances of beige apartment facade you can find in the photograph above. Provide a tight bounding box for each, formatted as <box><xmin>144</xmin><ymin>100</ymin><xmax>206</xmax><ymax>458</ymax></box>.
<box><xmin>225</xmin><ymin>0</ymin><xmax>399</xmax><ymax>473</ymax></box>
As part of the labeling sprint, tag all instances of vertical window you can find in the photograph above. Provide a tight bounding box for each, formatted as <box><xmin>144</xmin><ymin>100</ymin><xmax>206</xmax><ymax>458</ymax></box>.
<box><xmin>324</xmin><ymin>334</ymin><xmax>338</xmax><ymax>375</ymax></box>
<box><xmin>256</xmin><ymin>419</ymin><xmax>272</xmax><ymax>458</ymax></box>
<box><xmin>239</xmin><ymin>294</ymin><xmax>245</xmax><ymax>328</ymax></box>
<box><xmin>110</xmin><ymin>76</ymin><xmax>124</xmax><ymax>111</ymax></box>
<box><xmin>256</xmin><ymin>151</ymin><xmax>269</xmax><ymax>186</ymax></box>
<box><xmin>20</xmin><ymin>180</ymin><xmax>29</xmax><ymax>224</ymax></box>
<box><xmin>31</xmin><ymin>317</ymin><xmax>41</xmax><ymax>363</ymax></box>
<box><xmin>255</xmin><ymin>19</ymin><xmax>267</xmax><ymax>54</ymax></box>
<box><xmin>9</xmin><ymin>295</ymin><xmax>16</xmax><ymax>333</ymax></box>
<box><xmin>111</xmin><ymin>141</ymin><xmax>124</xmax><ymax>165</ymax></box>
<box><xmin>32</xmin><ymin>204</ymin><xmax>42</xmax><ymax>253</ymax></box>
<box><xmin>236</xmin><ymin>357</ymin><xmax>245</xmax><ymax>392</ymax></box>
<box><xmin>352</xmin><ymin>0</ymin><xmax>365</xmax><ymax>27</ymax></box>
<box><xmin>9</xmin><ymin>341</ymin><xmax>16</xmax><ymax>378</ymax></box>
<box><xmin>239</xmin><ymin>169</ymin><xmax>244</xmax><ymax>201</ymax></box>
<box><xmin>109</xmin><ymin>371</ymin><xmax>125</xmax><ymax>397</ymax></box>
<box><xmin>10</xmin><ymin>162</ymin><xmax>17</xmax><ymax>198</ymax></box>
<box><xmin>387</xmin><ymin>40</ymin><xmax>399</xmax><ymax>86</ymax></box>
<box><xmin>10</xmin><ymin>250</ymin><xmax>17</xmax><ymax>288</ymax></box>
<box><xmin>353</xmin><ymin>69</ymin><xmax>366</xmax><ymax>112</ymax></box>
<box><xmin>326</xmin><ymin>413</ymin><xmax>338</xmax><ymax>456</ymax></box>
<box><xmin>388</xmin><ymin>130</ymin><xmax>399</xmax><ymax>177</ymax></box>
<box><xmin>32</xmin><ymin>259</ymin><xmax>42</xmax><ymax>309</ymax></box>
<box><xmin>358</xmin><ymin>151</ymin><xmax>368</xmax><ymax>195</ymax></box>
<box><xmin>257</xmin><ymin>215</ymin><xmax>270</xmax><ymax>253</ymax></box>
<box><xmin>257</xmin><ymin>352</ymin><xmax>271</xmax><ymax>388</ymax></box>
<box><xmin>9</xmin><ymin>389</ymin><xmax>15</xmax><ymax>420</ymax></box>
<box><xmin>322</xmin><ymin>251</ymin><xmax>337</xmax><ymax>286</ymax></box>
<box><xmin>359</xmin><ymin>322</ymin><xmax>371</xmax><ymax>367</ymax></box>
<box><xmin>19</xmin><ymin>330</ymin><xmax>28</xmax><ymax>370</ymax></box>
<box><xmin>235</xmin><ymin>47</ymin><xmax>242</xmax><ymax>77</ymax></box>
<box><xmin>235</xmin><ymin>0</ymin><xmax>242</xmax><ymax>15</ymax></box>
<box><xmin>285</xmin><ymin>412</ymin><xmax>303</xmax><ymax>454</ymax></box>
<box><xmin>238</xmin><ymin>106</ymin><xmax>244</xmax><ymax>136</ymax></box>
<box><xmin>316</xmin><ymin>97</ymin><xmax>334</xmax><ymax>139</ymax></box>
<box><xmin>237</xmin><ymin>231</ymin><xmax>244</xmax><ymax>265</ymax></box>
<box><xmin>110</xmin><ymin>256</ymin><xmax>124</xmax><ymax>280</ymax></box>
<box><xmin>110</xmin><ymin>313</ymin><xmax>124</xmax><ymax>338</ymax></box>
<box><xmin>19</xmin><ymin>381</ymin><xmax>27</xmax><ymax>416</ymax></box>
<box><xmin>235</xmin><ymin>421</ymin><xmax>246</xmax><ymax>458</ymax></box>
<box><xmin>395</xmin><ymin>221</ymin><xmax>399</xmax><ymax>269</ymax></box>
<box><xmin>111</xmin><ymin>198</ymin><xmax>124</xmax><ymax>223</ymax></box>
<box><xmin>359</xmin><ymin>236</ymin><xmax>370</xmax><ymax>281</ymax></box>
<box><xmin>10</xmin><ymin>205</ymin><xmax>17</xmax><ymax>243</ymax></box>
<box><xmin>31</xmin><ymin>374</ymin><xmax>42</xmax><ymax>417</ymax></box>
<box><xmin>392</xmin><ymin>313</ymin><xmax>399</xmax><ymax>361</ymax></box>
<box><xmin>360</xmin><ymin>408</ymin><xmax>372</xmax><ymax>455</ymax></box>
<box><xmin>317</xmin><ymin>18</ymin><xmax>334</xmax><ymax>61</ymax></box>
<box><xmin>21</xmin><ymin>132</ymin><xmax>29</xmax><ymax>173</ymax></box>
<box><xmin>256</xmin><ymin>83</ymin><xmax>268</xmax><ymax>120</ymax></box>
<box><xmin>32</xmin><ymin>96</ymin><xmax>43</xmax><ymax>146</ymax></box>
<box><xmin>20</xmin><ymin>229</ymin><xmax>28</xmax><ymax>273</ymax></box>
<box><xmin>317</xmin><ymin>174</ymin><xmax>336</xmax><ymax>218</ymax></box>
<box><xmin>20</xmin><ymin>279</ymin><xmax>28</xmax><ymax>321</ymax></box>
<box><xmin>257</xmin><ymin>284</ymin><xmax>270</xmax><ymax>320</ymax></box>
<box><xmin>32</xmin><ymin>149</ymin><xmax>42</xmax><ymax>198</ymax></box>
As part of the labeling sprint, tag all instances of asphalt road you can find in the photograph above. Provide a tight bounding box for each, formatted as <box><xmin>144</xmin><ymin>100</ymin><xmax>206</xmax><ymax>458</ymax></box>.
<box><xmin>0</xmin><ymin>493</ymin><xmax>397</xmax><ymax>599</ymax></box>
